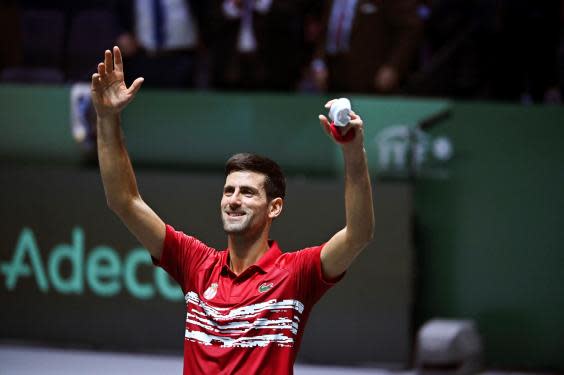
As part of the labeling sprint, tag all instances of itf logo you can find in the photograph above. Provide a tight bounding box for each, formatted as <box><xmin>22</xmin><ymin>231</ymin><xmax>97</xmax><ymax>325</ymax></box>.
<box><xmin>373</xmin><ymin>125</ymin><xmax>453</xmax><ymax>178</ymax></box>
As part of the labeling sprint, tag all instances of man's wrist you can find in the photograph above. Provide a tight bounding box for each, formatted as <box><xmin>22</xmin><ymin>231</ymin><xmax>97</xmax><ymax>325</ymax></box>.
<box><xmin>342</xmin><ymin>145</ymin><xmax>368</xmax><ymax>176</ymax></box>
<box><xmin>341</xmin><ymin>141</ymin><xmax>366</xmax><ymax>158</ymax></box>
<box><xmin>97</xmin><ymin>112</ymin><xmax>121</xmax><ymax>121</ymax></box>
<box><xmin>96</xmin><ymin>113</ymin><xmax>122</xmax><ymax>130</ymax></box>
<box><xmin>342</xmin><ymin>142</ymin><xmax>365</xmax><ymax>152</ymax></box>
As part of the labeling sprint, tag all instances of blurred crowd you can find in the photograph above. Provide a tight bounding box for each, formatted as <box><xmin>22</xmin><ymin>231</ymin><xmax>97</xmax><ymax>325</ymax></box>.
<box><xmin>1</xmin><ymin>0</ymin><xmax>563</xmax><ymax>104</ymax></box>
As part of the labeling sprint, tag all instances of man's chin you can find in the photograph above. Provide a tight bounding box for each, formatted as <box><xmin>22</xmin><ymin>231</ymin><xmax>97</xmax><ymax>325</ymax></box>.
<box><xmin>222</xmin><ymin>223</ymin><xmax>248</xmax><ymax>234</ymax></box>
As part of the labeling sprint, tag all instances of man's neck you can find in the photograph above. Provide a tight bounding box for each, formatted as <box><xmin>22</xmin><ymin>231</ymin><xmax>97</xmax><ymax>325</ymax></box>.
<box><xmin>227</xmin><ymin>229</ymin><xmax>270</xmax><ymax>276</ymax></box>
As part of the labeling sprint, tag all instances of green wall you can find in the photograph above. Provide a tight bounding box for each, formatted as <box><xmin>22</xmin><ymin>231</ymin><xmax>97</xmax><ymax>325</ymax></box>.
<box><xmin>0</xmin><ymin>85</ymin><xmax>76</xmax><ymax>163</ymax></box>
<box><xmin>0</xmin><ymin>84</ymin><xmax>449</xmax><ymax>174</ymax></box>
<box><xmin>415</xmin><ymin>103</ymin><xmax>564</xmax><ymax>370</ymax></box>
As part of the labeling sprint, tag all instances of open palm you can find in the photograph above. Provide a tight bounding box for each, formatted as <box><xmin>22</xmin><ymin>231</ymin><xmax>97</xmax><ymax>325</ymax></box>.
<box><xmin>91</xmin><ymin>46</ymin><xmax>144</xmax><ymax>117</ymax></box>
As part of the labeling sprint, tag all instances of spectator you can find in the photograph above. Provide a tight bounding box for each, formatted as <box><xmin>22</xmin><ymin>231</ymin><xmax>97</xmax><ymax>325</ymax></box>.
<box><xmin>414</xmin><ymin>0</ymin><xmax>497</xmax><ymax>98</ymax></box>
<box><xmin>114</xmin><ymin>0</ymin><xmax>210</xmax><ymax>88</ymax></box>
<box><xmin>310</xmin><ymin>0</ymin><xmax>423</xmax><ymax>94</ymax></box>
<box><xmin>209</xmin><ymin>0</ymin><xmax>308</xmax><ymax>91</ymax></box>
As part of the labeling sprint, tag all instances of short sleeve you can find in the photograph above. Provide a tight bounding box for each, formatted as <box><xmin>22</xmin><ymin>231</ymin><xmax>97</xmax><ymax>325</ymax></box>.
<box><xmin>152</xmin><ymin>224</ymin><xmax>216</xmax><ymax>293</ymax></box>
<box><xmin>291</xmin><ymin>245</ymin><xmax>346</xmax><ymax>304</ymax></box>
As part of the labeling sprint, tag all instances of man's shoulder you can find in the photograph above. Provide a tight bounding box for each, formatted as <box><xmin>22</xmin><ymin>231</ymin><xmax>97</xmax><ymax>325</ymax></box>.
<box><xmin>167</xmin><ymin>225</ymin><xmax>217</xmax><ymax>248</ymax></box>
<box><xmin>274</xmin><ymin>244</ymin><xmax>324</xmax><ymax>268</ymax></box>
<box><xmin>165</xmin><ymin>224</ymin><xmax>222</xmax><ymax>260</ymax></box>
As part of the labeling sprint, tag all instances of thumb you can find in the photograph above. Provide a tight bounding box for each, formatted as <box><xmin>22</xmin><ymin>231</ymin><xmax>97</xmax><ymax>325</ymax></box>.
<box><xmin>127</xmin><ymin>77</ymin><xmax>144</xmax><ymax>96</ymax></box>
<box><xmin>318</xmin><ymin>114</ymin><xmax>332</xmax><ymax>136</ymax></box>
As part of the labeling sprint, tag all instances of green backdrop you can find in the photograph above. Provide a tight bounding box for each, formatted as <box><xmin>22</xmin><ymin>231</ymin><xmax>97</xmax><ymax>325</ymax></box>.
<box><xmin>415</xmin><ymin>102</ymin><xmax>564</xmax><ymax>370</ymax></box>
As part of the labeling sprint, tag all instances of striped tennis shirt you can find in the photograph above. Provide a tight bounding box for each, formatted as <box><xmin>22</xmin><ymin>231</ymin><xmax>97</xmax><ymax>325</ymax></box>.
<box><xmin>155</xmin><ymin>224</ymin><xmax>343</xmax><ymax>374</ymax></box>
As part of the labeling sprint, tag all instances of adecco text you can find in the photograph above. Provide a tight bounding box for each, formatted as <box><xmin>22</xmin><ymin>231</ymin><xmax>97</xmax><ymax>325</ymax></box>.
<box><xmin>0</xmin><ymin>227</ymin><xmax>183</xmax><ymax>301</ymax></box>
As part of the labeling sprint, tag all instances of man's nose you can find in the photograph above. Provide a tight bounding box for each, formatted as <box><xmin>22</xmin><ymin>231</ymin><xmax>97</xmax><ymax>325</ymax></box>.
<box><xmin>228</xmin><ymin>191</ymin><xmax>241</xmax><ymax>206</ymax></box>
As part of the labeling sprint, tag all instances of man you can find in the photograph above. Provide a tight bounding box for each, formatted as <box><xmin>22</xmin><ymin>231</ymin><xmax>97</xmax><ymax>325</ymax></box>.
<box><xmin>209</xmin><ymin>0</ymin><xmax>308</xmax><ymax>91</ymax></box>
<box><xmin>310</xmin><ymin>0</ymin><xmax>422</xmax><ymax>94</ymax></box>
<box><xmin>91</xmin><ymin>46</ymin><xmax>374</xmax><ymax>374</ymax></box>
<box><xmin>114</xmin><ymin>0</ymin><xmax>210</xmax><ymax>88</ymax></box>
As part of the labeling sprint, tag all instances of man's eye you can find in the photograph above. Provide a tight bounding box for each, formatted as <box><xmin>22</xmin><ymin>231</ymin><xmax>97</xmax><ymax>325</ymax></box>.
<box><xmin>241</xmin><ymin>189</ymin><xmax>254</xmax><ymax>197</ymax></box>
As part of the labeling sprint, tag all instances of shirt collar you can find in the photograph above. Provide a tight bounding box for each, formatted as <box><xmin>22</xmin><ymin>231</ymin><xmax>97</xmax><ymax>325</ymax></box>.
<box><xmin>222</xmin><ymin>240</ymin><xmax>282</xmax><ymax>276</ymax></box>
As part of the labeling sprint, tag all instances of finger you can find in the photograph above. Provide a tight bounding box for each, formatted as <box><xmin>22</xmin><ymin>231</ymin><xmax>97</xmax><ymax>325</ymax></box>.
<box><xmin>324</xmin><ymin>99</ymin><xmax>337</xmax><ymax>109</ymax></box>
<box><xmin>318</xmin><ymin>114</ymin><xmax>330</xmax><ymax>127</ymax></box>
<box><xmin>350</xmin><ymin>113</ymin><xmax>362</xmax><ymax>123</ymax></box>
<box><xmin>340</xmin><ymin>123</ymin><xmax>354</xmax><ymax>135</ymax></box>
<box><xmin>98</xmin><ymin>63</ymin><xmax>106</xmax><ymax>78</ymax></box>
<box><xmin>349</xmin><ymin>116</ymin><xmax>363</xmax><ymax>128</ymax></box>
<box><xmin>104</xmin><ymin>49</ymin><xmax>113</xmax><ymax>74</ymax></box>
<box><xmin>127</xmin><ymin>77</ymin><xmax>144</xmax><ymax>96</ymax></box>
<box><xmin>113</xmin><ymin>46</ymin><xmax>123</xmax><ymax>72</ymax></box>
<box><xmin>347</xmin><ymin>110</ymin><xmax>361</xmax><ymax>123</ymax></box>
<box><xmin>91</xmin><ymin>73</ymin><xmax>102</xmax><ymax>90</ymax></box>
<box><xmin>318</xmin><ymin>114</ymin><xmax>332</xmax><ymax>136</ymax></box>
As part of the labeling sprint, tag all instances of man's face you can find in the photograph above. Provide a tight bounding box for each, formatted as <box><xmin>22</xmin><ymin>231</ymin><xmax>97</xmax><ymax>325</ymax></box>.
<box><xmin>221</xmin><ymin>171</ymin><xmax>270</xmax><ymax>235</ymax></box>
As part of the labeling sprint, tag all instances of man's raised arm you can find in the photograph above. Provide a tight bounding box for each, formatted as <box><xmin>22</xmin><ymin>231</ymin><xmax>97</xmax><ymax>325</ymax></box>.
<box><xmin>91</xmin><ymin>46</ymin><xmax>166</xmax><ymax>260</ymax></box>
<box><xmin>318</xmin><ymin>100</ymin><xmax>375</xmax><ymax>279</ymax></box>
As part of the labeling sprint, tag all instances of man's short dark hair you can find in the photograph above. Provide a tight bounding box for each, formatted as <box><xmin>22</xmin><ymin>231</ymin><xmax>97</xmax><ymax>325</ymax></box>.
<box><xmin>225</xmin><ymin>153</ymin><xmax>286</xmax><ymax>200</ymax></box>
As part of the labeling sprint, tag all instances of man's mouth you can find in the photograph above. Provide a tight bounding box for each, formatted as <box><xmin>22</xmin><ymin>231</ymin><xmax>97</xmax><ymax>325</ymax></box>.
<box><xmin>226</xmin><ymin>212</ymin><xmax>245</xmax><ymax>217</ymax></box>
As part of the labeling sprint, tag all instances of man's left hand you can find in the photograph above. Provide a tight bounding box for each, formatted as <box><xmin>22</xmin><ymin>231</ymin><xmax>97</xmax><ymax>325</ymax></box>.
<box><xmin>318</xmin><ymin>99</ymin><xmax>364</xmax><ymax>147</ymax></box>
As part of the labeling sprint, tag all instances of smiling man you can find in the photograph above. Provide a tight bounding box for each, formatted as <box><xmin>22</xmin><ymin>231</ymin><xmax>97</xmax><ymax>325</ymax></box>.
<box><xmin>91</xmin><ymin>47</ymin><xmax>374</xmax><ymax>375</ymax></box>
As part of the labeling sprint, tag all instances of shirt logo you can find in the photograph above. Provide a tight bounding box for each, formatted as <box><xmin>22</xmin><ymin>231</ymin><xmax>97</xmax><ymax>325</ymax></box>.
<box><xmin>203</xmin><ymin>283</ymin><xmax>218</xmax><ymax>300</ymax></box>
<box><xmin>258</xmin><ymin>282</ymin><xmax>274</xmax><ymax>293</ymax></box>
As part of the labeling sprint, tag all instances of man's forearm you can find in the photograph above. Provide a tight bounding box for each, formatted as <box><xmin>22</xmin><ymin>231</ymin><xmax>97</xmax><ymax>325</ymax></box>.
<box><xmin>342</xmin><ymin>144</ymin><xmax>374</xmax><ymax>248</ymax></box>
<box><xmin>97</xmin><ymin>114</ymin><xmax>140</xmax><ymax>213</ymax></box>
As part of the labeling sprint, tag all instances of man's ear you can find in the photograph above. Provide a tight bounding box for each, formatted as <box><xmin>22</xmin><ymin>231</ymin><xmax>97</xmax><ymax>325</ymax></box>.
<box><xmin>268</xmin><ymin>197</ymin><xmax>284</xmax><ymax>219</ymax></box>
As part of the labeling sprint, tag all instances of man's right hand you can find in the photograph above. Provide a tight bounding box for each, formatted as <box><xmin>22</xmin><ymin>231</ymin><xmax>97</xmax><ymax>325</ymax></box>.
<box><xmin>91</xmin><ymin>46</ymin><xmax>144</xmax><ymax>118</ymax></box>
